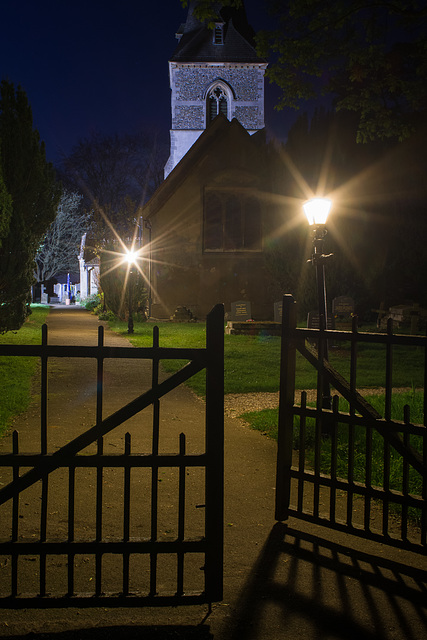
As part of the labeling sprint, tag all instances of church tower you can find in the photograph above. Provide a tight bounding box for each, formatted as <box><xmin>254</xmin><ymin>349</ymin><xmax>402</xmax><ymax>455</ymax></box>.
<box><xmin>164</xmin><ymin>1</ymin><xmax>267</xmax><ymax>178</ymax></box>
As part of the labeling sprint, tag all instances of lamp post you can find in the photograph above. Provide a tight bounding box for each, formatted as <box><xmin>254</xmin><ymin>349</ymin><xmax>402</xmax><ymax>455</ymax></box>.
<box><xmin>303</xmin><ymin>197</ymin><xmax>333</xmax><ymax>416</ymax></box>
<box><xmin>144</xmin><ymin>219</ymin><xmax>152</xmax><ymax>319</ymax></box>
<box><xmin>126</xmin><ymin>250</ymin><xmax>137</xmax><ymax>334</ymax></box>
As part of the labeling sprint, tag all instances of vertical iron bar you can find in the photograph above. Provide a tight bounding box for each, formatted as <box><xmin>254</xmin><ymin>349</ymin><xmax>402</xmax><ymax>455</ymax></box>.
<box><xmin>68</xmin><ymin>466</ymin><xmax>75</xmax><ymax>542</ymax></box>
<box><xmin>11</xmin><ymin>431</ymin><xmax>19</xmax><ymax>597</ymax></box>
<box><xmin>383</xmin><ymin>319</ymin><xmax>393</xmax><ymax>536</ymax></box>
<box><xmin>95</xmin><ymin>437</ymin><xmax>103</xmax><ymax>596</ymax></box>
<box><xmin>205</xmin><ymin>303</ymin><xmax>224</xmax><ymax>602</ymax></box>
<box><xmin>297</xmin><ymin>391</ymin><xmax>307</xmax><ymax>513</ymax></box>
<box><xmin>96</xmin><ymin>438</ymin><xmax>103</xmax><ymax>541</ymax></box>
<box><xmin>178</xmin><ymin>433</ymin><xmax>186</xmax><ymax>541</ymax></box>
<box><xmin>330</xmin><ymin>396</ymin><xmax>339</xmax><ymax>523</ymax></box>
<box><xmin>314</xmin><ymin>407</ymin><xmax>321</xmax><ymax>519</ymax></box>
<box><xmin>123</xmin><ymin>432</ymin><xmax>131</xmax><ymax>596</ymax></box>
<box><xmin>177</xmin><ymin>432</ymin><xmax>186</xmax><ymax>596</ymax></box>
<box><xmin>383</xmin><ymin>438</ymin><xmax>391</xmax><ymax>537</ymax></box>
<box><xmin>95</xmin><ymin>325</ymin><xmax>104</xmax><ymax>595</ymax></box>
<box><xmin>12</xmin><ymin>431</ymin><xmax>19</xmax><ymax>542</ymax></box>
<box><xmin>401</xmin><ymin>406</ymin><xmax>410</xmax><ymax>541</ymax></box>
<box><xmin>39</xmin><ymin>473</ymin><xmax>48</xmax><ymax>597</ymax></box>
<box><xmin>150</xmin><ymin>325</ymin><xmax>160</xmax><ymax>597</ymax></box>
<box><xmin>41</xmin><ymin>324</ymin><xmax>48</xmax><ymax>455</ymax></box>
<box><xmin>68</xmin><ymin>464</ymin><xmax>75</xmax><ymax>596</ymax></box>
<box><xmin>347</xmin><ymin>422</ymin><xmax>355</xmax><ymax>527</ymax></box>
<box><xmin>97</xmin><ymin>325</ymin><xmax>104</xmax><ymax>430</ymax></box>
<box><xmin>314</xmin><ymin>312</ymin><xmax>326</xmax><ymax>517</ymax></box>
<box><xmin>347</xmin><ymin>316</ymin><xmax>358</xmax><ymax>528</ymax></box>
<box><xmin>385</xmin><ymin>319</ymin><xmax>393</xmax><ymax>422</ymax></box>
<box><xmin>276</xmin><ymin>295</ymin><xmax>297</xmax><ymax>521</ymax></box>
<box><xmin>365</xmin><ymin>421</ymin><xmax>373</xmax><ymax>532</ymax></box>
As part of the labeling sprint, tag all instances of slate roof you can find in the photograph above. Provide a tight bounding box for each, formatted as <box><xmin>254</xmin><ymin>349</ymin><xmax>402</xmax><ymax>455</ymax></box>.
<box><xmin>170</xmin><ymin>1</ymin><xmax>266</xmax><ymax>64</ymax></box>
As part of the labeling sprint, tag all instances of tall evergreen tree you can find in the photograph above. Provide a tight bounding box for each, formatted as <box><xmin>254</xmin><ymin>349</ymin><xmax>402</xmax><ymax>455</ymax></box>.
<box><xmin>0</xmin><ymin>160</ymin><xmax>12</xmax><ymax>248</ymax></box>
<box><xmin>0</xmin><ymin>81</ymin><xmax>61</xmax><ymax>332</ymax></box>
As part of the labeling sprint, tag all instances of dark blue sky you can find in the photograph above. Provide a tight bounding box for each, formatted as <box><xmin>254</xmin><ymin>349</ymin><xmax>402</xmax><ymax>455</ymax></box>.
<box><xmin>1</xmin><ymin>0</ymin><xmax>296</xmax><ymax>164</ymax></box>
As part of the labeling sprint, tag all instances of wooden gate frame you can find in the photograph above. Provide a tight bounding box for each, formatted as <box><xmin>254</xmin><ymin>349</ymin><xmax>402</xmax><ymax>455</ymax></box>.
<box><xmin>276</xmin><ymin>294</ymin><xmax>427</xmax><ymax>553</ymax></box>
<box><xmin>0</xmin><ymin>304</ymin><xmax>224</xmax><ymax>607</ymax></box>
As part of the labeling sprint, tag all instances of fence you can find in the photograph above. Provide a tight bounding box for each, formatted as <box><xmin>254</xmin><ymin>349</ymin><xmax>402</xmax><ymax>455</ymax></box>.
<box><xmin>0</xmin><ymin>304</ymin><xmax>224</xmax><ymax>607</ymax></box>
<box><xmin>276</xmin><ymin>294</ymin><xmax>426</xmax><ymax>553</ymax></box>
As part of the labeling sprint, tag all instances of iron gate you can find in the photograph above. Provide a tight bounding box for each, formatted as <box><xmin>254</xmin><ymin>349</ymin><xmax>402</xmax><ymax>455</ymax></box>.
<box><xmin>276</xmin><ymin>294</ymin><xmax>426</xmax><ymax>553</ymax></box>
<box><xmin>0</xmin><ymin>304</ymin><xmax>224</xmax><ymax>607</ymax></box>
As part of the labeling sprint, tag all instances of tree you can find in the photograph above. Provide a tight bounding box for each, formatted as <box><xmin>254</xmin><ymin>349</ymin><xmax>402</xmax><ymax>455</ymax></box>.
<box><xmin>0</xmin><ymin>161</ymin><xmax>12</xmax><ymax>247</ymax></box>
<box><xmin>184</xmin><ymin>0</ymin><xmax>427</xmax><ymax>142</ymax></box>
<box><xmin>0</xmin><ymin>81</ymin><xmax>61</xmax><ymax>332</ymax></box>
<box><xmin>59</xmin><ymin>130</ymin><xmax>167</xmax><ymax>244</ymax></box>
<box><xmin>34</xmin><ymin>190</ymin><xmax>88</xmax><ymax>284</ymax></box>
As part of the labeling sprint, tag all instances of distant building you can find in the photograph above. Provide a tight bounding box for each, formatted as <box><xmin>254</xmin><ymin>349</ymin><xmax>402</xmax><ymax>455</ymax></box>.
<box><xmin>142</xmin><ymin>2</ymin><xmax>285</xmax><ymax>320</ymax></box>
<box><xmin>164</xmin><ymin>0</ymin><xmax>267</xmax><ymax>178</ymax></box>
<box><xmin>78</xmin><ymin>233</ymin><xmax>99</xmax><ymax>300</ymax></box>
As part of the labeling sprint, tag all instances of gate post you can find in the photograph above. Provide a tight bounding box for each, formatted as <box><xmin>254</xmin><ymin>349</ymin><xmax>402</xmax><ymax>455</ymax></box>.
<box><xmin>275</xmin><ymin>294</ymin><xmax>297</xmax><ymax>521</ymax></box>
<box><xmin>205</xmin><ymin>303</ymin><xmax>224</xmax><ymax>601</ymax></box>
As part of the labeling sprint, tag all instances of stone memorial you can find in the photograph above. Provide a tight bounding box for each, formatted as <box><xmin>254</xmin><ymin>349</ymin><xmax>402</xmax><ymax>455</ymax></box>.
<box><xmin>332</xmin><ymin>296</ymin><xmax>355</xmax><ymax>329</ymax></box>
<box><xmin>230</xmin><ymin>300</ymin><xmax>252</xmax><ymax>321</ymax></box>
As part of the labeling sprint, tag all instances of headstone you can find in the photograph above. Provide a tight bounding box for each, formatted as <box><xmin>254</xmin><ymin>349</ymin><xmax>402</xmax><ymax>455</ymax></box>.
<box><xmin>332</xmin><ymin>296</ymin><xmax>355</xmax><ymax>330</ymax></box>
<box><xmin>332</xmin><ymin>296</ymin><xmax>355</xmax><ymax>317</ymax></box>
<box><xmin>230</xmin><ymin>300</ymin><xmax>252</xmax><ymax>321</ymax></box>
<box><xmin>41</xmin><ymin>292</ymin><xmax>48</xmax><ymax>304</ymax></box>
<box><xmin>332</xmin><ymin>296</ymin><xmax>354</xmax><ymax>329</ymax></box>
<box><xmin>274</xmin><ymin>301</ymin><xmax>282</xmax><ymax>324</ymax></box>
<box><xmin>307</xmin><ymin>313</ymin><xmax>332</xmax><ymax>330</ymax></box>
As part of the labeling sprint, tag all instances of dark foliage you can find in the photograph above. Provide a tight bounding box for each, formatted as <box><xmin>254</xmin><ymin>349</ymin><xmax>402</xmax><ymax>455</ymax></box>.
<box><xmin>59</xmin><ymin>131</ymin><xmax>168</xmax><ymax>244</ymax></box>
<box><xmin>0</xmin><ymin>81</ymin><xmax>61</xmax><ymax>332</ymax></box>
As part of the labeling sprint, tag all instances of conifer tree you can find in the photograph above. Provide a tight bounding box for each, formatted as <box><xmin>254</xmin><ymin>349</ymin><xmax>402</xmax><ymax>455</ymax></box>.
<box><xmin>0</xmin><ymin>81</ymin><xmax>61</xmax><ymax>332</ymax></box>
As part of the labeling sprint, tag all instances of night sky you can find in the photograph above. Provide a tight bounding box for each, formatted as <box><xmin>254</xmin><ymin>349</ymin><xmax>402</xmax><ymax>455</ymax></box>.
<box><xmin>1</xmin><ymin>0</ymin><xmax>296</xmax><ymax>165</ymax></box>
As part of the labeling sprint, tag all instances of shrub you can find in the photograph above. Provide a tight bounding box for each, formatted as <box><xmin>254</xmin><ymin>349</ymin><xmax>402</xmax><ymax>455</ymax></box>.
<box><xmin>97</xmin><ymin>309</ymin><xmax>116</xmax><ymax>321</ymax></box>
<box><xmin>82</xmin><ymin>293</ymin><xmax>101</xmax><ymax>312</ymax></box>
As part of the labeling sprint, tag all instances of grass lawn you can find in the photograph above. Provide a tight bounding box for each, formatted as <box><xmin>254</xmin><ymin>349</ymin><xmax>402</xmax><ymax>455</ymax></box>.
<box><xmin>108</xmin><ymin>318</ymin><xmax>425</xmax><ymax>396</ymax></box>
<box><xmin>0</xmin><ymin>305</ymin><xmax>50</xmax><ymax>436</ymax></box>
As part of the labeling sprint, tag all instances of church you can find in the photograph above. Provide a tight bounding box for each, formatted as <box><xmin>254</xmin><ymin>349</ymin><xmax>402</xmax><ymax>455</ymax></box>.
<box><xmin>142</xmin><ymin>1</ymin><xmax>285</xmax><ymax>320</ymax></box>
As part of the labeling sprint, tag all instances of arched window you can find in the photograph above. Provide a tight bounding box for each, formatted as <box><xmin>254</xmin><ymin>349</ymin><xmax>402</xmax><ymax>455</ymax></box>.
<box><xmin>207</xmin><ymin>86</ymin><xmax>228</xmax><ymax>125</ymax></box>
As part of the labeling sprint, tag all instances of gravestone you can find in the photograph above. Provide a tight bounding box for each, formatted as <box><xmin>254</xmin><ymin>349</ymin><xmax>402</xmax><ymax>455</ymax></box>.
<box><xmin>274</xmin><ymin>301</ymin><xmax>282</xmax><ymax>324</ymax></box>
<box><xmin>332</xmin><ymin>296</ymin><xmax>355</xmax><ymax>329</ymax></box>
<box><xmin>307</xmin><ymin>312</ymin><xmax>332</xmax><ymax>330</ymax></box>
<box><xmin>230</xmin><ymin>300</ymin><xmax>252</xmax><ymax>321</ymax></box>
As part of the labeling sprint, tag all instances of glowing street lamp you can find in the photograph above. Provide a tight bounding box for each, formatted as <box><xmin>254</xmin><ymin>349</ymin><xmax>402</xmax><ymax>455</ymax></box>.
<box><xmin>304</xmin><ymin>197</ymin><xmax>333</xmax><ymax>420</ymax></box>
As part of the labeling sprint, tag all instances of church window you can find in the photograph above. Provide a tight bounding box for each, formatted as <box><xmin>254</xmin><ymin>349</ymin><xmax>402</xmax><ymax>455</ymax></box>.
<box><xmin>204</xmin><ymin>191</ymin><xmax>262</xmax><ymax>252</ymax></box>
<box><xmin>207</xmin><ymin>86</ymin><xmax>228</xmax><ymax>124</ymax></box>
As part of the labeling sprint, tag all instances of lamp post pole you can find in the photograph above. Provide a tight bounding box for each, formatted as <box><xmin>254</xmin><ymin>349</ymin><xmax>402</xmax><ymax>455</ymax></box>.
<box><xmin>127</xmin><ymin>267</ymin><xmax>134</xmax><ymax>334</ymax></box>
<box><xmin>144</xmin><ymin>219</ymin><xmax>152</xmax><ymax>319</ymax></box>
<box><xmin>125</xmin><ymin>249</ymin><xmax>137</xmax><ymax>335</ymax></box>
<box><xmin>303</xmin><ymin>199</ymin><xmax>333</xmax><ymax>419</ymax></box>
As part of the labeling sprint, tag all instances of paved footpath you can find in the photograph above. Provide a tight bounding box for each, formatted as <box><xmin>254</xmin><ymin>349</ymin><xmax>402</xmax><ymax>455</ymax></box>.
<box><xmin>0</xmin><ymin>306</ymin><xmax>426</xmax><ymax>640</ymax></box>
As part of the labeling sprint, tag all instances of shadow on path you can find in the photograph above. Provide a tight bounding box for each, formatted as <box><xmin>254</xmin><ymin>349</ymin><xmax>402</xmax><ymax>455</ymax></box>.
<box><xmin>2</xmin><ymin>624</ymin><xmax>213</xmax><ymax>640</ymax></box>
<box><xmin>222</xmin><ymin>522</ymin><xmax>427</xmax><ymax>640</ymax></box>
